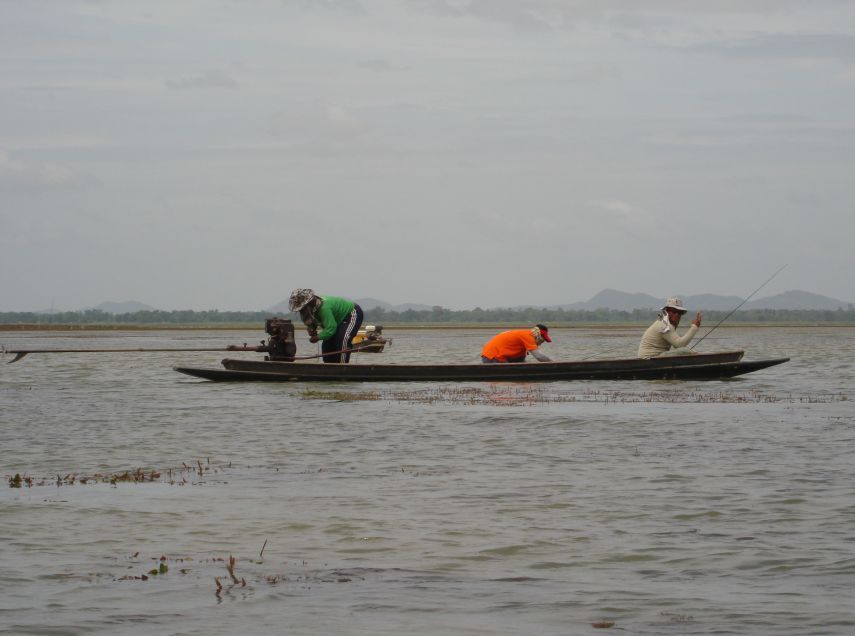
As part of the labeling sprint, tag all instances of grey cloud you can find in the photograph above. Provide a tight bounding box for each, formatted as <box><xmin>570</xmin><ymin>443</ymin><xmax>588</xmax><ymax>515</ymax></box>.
<box><xmin>357</xmin><ymin>59</ymin><xmax>408</xmax><ymax>72</ymax></box>
<box><xmin>414</xmin><ymin>0</ymin><xmax>575</xmax><ymax>31</ymax></box>
<box><xmin>165</xmin><ymin>70</ymin><xmax>238</xmax><ymax>90</ymax></box>
<box><xmin>268</xmin><ymin>104</ymin><xmax>370</xmax><ymax>147</ymax></box>
<box><xmin>412</xmin><ymin>0</ymin><xmax>855</xmax><ymax>43</ymax></box>
<box><xmin>718</xmin><ymin>113</ymin><xmax>813</xmax><ymax>125</ymax></box>
<box><xmin>286</xmin><ymin>0</ymin><xmax>368</xmax><ymax>16</ymax></box>
<box><xmin>0</xmin><ymin>150</ymin><xmax>93</xmax><ymax>191</ymax></box>
<box><xmin>691</xmin><ymin>33</ymin><xmax>855</xmax><ymax>64</ymax></box>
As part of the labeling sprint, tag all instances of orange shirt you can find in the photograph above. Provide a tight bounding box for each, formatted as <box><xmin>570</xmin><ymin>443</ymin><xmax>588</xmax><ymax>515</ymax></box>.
<box><xmin>481</xmin><ymin>329</ymin><xmax>538</xmax><ymax>362</ymax></box>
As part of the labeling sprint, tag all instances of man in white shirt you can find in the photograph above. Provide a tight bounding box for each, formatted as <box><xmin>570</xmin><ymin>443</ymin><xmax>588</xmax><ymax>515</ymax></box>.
<box><xmin>638</xmin><ymin>297</ymin><xmax>703</xmax><ymax>358</ymax></box>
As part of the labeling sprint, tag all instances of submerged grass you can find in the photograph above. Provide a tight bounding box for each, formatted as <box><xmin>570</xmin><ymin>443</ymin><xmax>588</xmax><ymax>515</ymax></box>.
<box><xmin>300</xmin><ymin>387</ymin><xmax>850</xmax><ymax>406</ymax></box>
<box><xmin>6</xmin><ymin>457</ymin><xmax>231</xmax><ymax>488</ymax></box>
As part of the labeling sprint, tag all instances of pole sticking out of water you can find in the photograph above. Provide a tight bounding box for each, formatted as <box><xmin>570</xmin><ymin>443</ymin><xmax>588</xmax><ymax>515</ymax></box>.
<box><xmin>692</xmin><ymin>264</ymin><xmax>788</xmax><ymax>350</ymax></box>
<box><xmin>2</xmin><ymin>345</ymin><xmax>267</xmax><ymax>364</ymax></box>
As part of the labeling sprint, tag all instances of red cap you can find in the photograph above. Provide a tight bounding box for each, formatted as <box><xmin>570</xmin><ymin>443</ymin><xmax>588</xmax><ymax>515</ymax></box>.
<box><xmin>536</xmin><ymin>324</ymin><xmax>551</xmax><ymax>342</ymax></box>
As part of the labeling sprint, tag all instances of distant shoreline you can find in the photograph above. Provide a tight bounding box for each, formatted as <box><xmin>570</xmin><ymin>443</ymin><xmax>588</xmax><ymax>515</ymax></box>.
<box><xmin>2</xmin><ymin>323</ymin><xmax>854</xmax><ymax>332</ymax></box>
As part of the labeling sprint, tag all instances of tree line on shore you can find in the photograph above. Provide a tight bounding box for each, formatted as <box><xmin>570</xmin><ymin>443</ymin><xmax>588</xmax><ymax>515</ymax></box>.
<box><xmin>2</xmin><ymin>306</ymin><xmax>855</xmax><ymax>325</ymax></box>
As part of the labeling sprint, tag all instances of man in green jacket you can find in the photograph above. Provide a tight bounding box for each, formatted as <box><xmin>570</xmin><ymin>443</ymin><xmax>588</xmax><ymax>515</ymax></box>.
<box><xmin>289</xmin><ymin>289</ymin><xmax>364</xmax><ymax>363</ymax></box>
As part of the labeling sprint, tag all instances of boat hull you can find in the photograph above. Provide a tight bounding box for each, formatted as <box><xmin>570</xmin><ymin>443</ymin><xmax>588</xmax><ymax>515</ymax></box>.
<box><xmin>173</xmin><ymin>350</ymin><xmax>789</xmax><ymax>382</ymax></box>
<box><xmin>353</xmin><ymin>342</ymin><xmax>385</xmax><ymax>353</ymax></box>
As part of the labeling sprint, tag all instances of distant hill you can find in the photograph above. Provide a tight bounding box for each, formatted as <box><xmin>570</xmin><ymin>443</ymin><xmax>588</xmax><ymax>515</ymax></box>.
<box><xmin>558</xmin><ymin>289</ymin><xmax>742</xmax><ymax>311</ymax></box>
<box><xmin>744</xmin><ymin>290</ymin><xmax>852</xmax><ymax>310</ymax></box>
<box><xmin>560</xmin><ymin>289</ymin><xmax>660</xmax><ymax>311</ymax></box>
<box><xmin>555</xmin><ymin>289</ymin><xmax>850</xmax><ymax>312</ymax></box>
<box><xmin>684</xmin><ymin>293</ymin><xmax>745</xmax><ymax>311</ymax></box>
<box><xmin>352</xmin><ymin>297</ymin><xmax>391</xmax><ymax>311</ymax></box>
<box><xmin>61</xmin><ymin>290</ymin><xmax>853</xmax><ymax>316</ymax></box>
<box><xmin>268</xmin><ymin>297</ymin><xmax>433</xmax><ymax>313</ymax></box>
<box><xmin>357</xmin><ymin>298</ymin><xmax>433</xmax><ymax>312</ymax></box>
<box><xmin>85</xmin><ymin>300</ymin><xmax>157</xmax><ymax>314</ymax></box>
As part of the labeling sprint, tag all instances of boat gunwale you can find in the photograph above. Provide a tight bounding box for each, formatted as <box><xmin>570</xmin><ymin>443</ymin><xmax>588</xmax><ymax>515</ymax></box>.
<box><xmin>221</xmin><ymin>350</ymin><xmax>747</xmax><ymax>373</ymax></box>
<box><xmin>174</xmin><ymin>356</ymin><xmax>790</xmax><ymax>382</ymax></box>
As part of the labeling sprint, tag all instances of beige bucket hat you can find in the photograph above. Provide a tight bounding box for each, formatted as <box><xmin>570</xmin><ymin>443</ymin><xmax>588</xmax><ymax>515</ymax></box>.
<box><xmin>662</xmin><ymin>297</ymin><xmax>687</xmax><ymax>313</ymax></box>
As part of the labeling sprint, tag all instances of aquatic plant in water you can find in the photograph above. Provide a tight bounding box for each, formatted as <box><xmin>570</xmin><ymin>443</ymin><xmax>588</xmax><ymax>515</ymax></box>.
<box><xmin>299</xmin><ymin>387</ymin><xmax>849</xmax><ymax>406</ymax></box>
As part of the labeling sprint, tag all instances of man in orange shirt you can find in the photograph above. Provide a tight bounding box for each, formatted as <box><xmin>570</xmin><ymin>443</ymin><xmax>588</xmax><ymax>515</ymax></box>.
<box><xmin>481</xmin><ymin>324</ymin><xmax>553</xmax><ymax>363</ymax></box>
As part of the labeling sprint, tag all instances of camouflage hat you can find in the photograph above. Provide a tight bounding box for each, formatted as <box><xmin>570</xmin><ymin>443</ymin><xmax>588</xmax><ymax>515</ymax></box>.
<box><xmin>288</xmin><ymin>288</ymin><xmax>316</xmax><ymax>312</ymax></box>
<box><xmin>662</xmin><ymin>297</ymin><xmax>687</xmax><ymax>313</ymax></box>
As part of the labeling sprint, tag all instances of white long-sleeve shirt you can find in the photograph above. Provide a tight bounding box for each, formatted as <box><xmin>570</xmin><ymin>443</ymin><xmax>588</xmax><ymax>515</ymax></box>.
<box><xmin>637</xmin><ymin>315</ymin><xmax>698</xmax><ymax>358</ymax></box>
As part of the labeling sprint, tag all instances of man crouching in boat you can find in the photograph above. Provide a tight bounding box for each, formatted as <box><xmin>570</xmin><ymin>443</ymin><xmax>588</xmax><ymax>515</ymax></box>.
<box><xmin>289</xmin><ymin>289</ymin><xmax>363</xmax><ymax>363</ymax></box>
<box><xmin>481</xmin><ymin>325</ymin><xmax>552</xmax><ymax>363</ymax></box>
<box><xmin>638</xmin><ymin>297</ymin><xmax>703</xmax><ymax>358</ymax></box>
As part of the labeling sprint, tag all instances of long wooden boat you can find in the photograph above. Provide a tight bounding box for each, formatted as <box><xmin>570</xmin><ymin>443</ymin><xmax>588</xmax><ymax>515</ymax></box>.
<box><xmin>174</xmin><ymin>350</ymin><xmax>790</xmax><ymax>382</ymax></box>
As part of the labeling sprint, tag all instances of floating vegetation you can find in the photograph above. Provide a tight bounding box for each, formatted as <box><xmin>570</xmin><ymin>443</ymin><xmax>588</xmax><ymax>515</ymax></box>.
<box><xmin>106</xmin><ymin>553</ymin><xmax>457</xmax><ymax>602</ymax></box>
<box><xmin>116</xmin><ymin>554</ymin><xmax>188</xmax><ymax>582</ymax></box>
<box><xmin>660</xmin><ymin>611</ymin><xmax>695</xmax><ymax>624</ymax></box>
<box><xmin>151</xmin><ymin>562</ymin><xmax>169</xmax><ymax>576</ymax></box>
<box><xmin>6</xmin><ymin>458</ymin><xmax>230</xmax><ymax>488</ymax></box>
<box><xmin>8</xmin><ymin>473</ymin><xmax>30</xmax><ymax>488</ymax></box>
<box><xmin>302</xmin><ymin>389</ymin><xmax>382</xmax><ymax>402</ymax></box>
<box><xmin>300</xmin><ymin>387</ymin><xmax>849</xmax><ymax>406</ymax></box>
<box><xmin>216</xmin><ymin>555</ymin><xmax>247</xmax><ymax>599</ymax></box>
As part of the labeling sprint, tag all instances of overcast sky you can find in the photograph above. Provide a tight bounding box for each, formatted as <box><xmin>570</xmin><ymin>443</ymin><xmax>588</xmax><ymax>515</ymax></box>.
<box><xmin>2</xmin><ymin>0</ymin><xmax>854</xmax><ymax>311</ymax></box>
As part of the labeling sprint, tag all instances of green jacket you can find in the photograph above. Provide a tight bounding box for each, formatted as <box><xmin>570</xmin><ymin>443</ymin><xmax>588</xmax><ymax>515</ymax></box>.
<box><xmin>314</xmin><ymin>296</ymin><xmax>356</xmax><ymax>340</ymax></box>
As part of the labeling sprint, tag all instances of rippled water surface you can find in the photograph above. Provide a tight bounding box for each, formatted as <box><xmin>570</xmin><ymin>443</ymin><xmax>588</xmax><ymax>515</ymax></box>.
<box><xmin>1</xmin><ymin>327</ymin><xmax>853</xmax><ymax>635</ymax></box>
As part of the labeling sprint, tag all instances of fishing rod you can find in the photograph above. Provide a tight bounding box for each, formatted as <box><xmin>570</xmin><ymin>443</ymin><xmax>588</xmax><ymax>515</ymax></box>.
<box><xmin>2</xmin><ymin>343</ymin><xmax>379</xmax><ymax>364</ymax></box>
<box><xmin>2</xmin><ymin>344</ymin><xmax>270</xmax><ymax>364</ymax></box>
<box><xmin>691</xmin><ymin>264</ymin><xmax>787</xmax><ymax>350</ymax></box>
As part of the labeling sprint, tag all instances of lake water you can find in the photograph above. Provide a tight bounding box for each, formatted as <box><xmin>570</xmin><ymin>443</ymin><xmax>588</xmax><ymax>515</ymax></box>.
<box><xmin>1</xmin><ymin>326</ymin><xmax>853</xmax><ymax>635</ymax></box>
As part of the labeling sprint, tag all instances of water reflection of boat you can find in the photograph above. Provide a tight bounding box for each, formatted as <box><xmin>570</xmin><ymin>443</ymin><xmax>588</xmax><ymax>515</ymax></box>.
<box><xmin>174</xmin><ymin>350</ymin><xmax>790</xmax><ymax>382</ymax></box>
<box><xmin>352</xmin><ymin>325</ymin><xmax>389</xmax><ymax>353</ymax></box>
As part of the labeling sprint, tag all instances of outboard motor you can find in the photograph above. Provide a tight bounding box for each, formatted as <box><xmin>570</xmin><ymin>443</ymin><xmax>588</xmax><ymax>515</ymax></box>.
<box><xmin>264</xmin><ymin>318</ymin><xmax>296</xmax><ymax>361</ymax></box>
